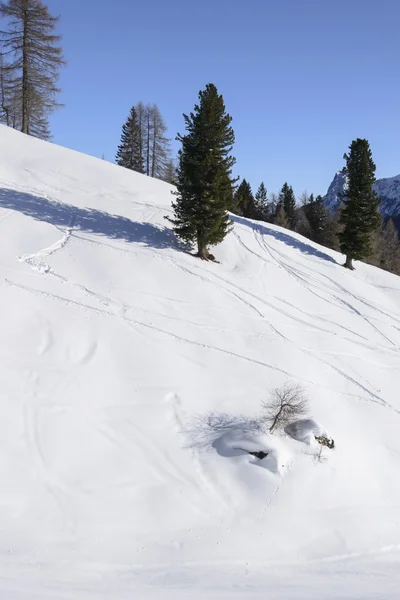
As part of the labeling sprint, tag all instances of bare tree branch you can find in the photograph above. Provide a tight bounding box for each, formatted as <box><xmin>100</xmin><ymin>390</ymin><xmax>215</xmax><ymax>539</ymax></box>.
<box><xmin>261</xmin><ymin>383</ymin><xmax>309</xmax><ymax>433</ymax></box>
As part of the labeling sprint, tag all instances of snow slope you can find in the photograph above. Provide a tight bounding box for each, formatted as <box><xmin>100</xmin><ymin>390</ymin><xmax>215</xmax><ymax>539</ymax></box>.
<box><xmin>1</xmin><ymin>125</ymin><xmax>400</xmax><ymax>598</ymax></box>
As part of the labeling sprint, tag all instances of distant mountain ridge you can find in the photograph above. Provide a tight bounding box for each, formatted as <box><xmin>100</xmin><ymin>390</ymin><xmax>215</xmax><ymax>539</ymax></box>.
<box><xmin>323</xmin><ymin>171</ymin><xmax>400</xmax><ymax>223</ymax></box>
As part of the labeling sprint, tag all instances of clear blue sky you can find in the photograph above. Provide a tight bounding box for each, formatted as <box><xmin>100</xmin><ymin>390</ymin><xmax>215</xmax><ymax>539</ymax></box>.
<box><xmin>47</xmin><ymin>0</ymin><xmax>400</xmax><ymax>198</ymax></box>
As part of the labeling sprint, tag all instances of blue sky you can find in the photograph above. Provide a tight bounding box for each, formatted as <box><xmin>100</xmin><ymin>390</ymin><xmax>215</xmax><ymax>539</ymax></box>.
<box><xmin>47</xmin><ymin>0</ymin><xmax>400</xmax><ymax>197</ymax></box>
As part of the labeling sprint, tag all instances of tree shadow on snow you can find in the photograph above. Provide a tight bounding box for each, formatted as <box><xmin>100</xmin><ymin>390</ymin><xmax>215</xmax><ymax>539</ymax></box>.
<box><xmin>183</xmin><ymin>412</ymin><xmax>264</xmax><ymax>457</ymax></box>
<box><xmin>0</xmin><ymin>187</ymin><xmax>183</xmax><ymax>251</ymax></box>
<box><xmin>182</xmin><ymin>412</ymin><xmax>281</xmax><ymax>474</ymax></box>
<box><xmin>231</xmin><ymin>214</ymin><xmax>337</xmax><ymax>264</ymax></box>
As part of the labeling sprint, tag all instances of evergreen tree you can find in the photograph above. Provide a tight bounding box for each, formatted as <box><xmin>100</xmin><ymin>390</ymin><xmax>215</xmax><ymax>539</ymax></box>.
<box><xmin>254</xmin><ymin>182</ymin><xmax>268</xmax><ymax>220</ymax></box>
<box><xmin>277</xmin><ymin>182</ymin><xmax>296</xmax><ymax>229</ymax></box>
<box><xmin>304</xmin><ymin>194</ymin><xmax>328</xmax><ymax>245</ymax></box>
<box><xmin>234</xmin><ymin>179</ymin><xmax>256</xmax><ymax>218</ymax></box>
<box><xmin>115</xmin><ymin>106</ymin><xmax>144</xmax><ymax>172</ymax></box>
<box><xmin>167</xmin><ymin>83</ymin><xmax>236</xmax><ymax>260</ymax></box>
<box><xmin>0</xmin><ymin>0</ymin><xmax>65</xmax><ymax>139</ymax></box>
<box><xmin>339</xmin><ymin>138</ymin><xmax>380</xmax><ymax>269</ymax></box>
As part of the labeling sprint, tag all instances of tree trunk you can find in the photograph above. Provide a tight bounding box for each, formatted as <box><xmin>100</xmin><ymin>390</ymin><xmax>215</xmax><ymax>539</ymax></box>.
<box><xmin>21</xmin><ymin>0</ymin><xmax>29</xmax><ymax>134</ymax></box>
<box><xmin>146</xmin><ymin>112</ymin><xmax>151</xmax><ymax>177</ymax></box>
<box><xmin>344</xmin><ymin>255</ymin><xmax>354</xmax><ymax>270</ymax></box>
<box><xmin>197</xmin><ymin>234</ymin><xmax>209</xmax><ymax>260</ymax></box>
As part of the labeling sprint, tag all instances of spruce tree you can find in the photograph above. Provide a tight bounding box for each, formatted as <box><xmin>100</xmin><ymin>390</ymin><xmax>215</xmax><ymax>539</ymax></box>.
<box><xmin>339</xmin><ymin>138</ymin><xmax>380</xmax><ymax>269</ymax></box>
<box><xmin>277</xmin><ymin>182</ymin><xmax>296</xmax><ymax>229</ymax></box>
<box><xmin>234</xmin><ymin>179</ymin><xmax>256</xmax><ymax>218</ymax></box>
<box><xmin>167</xmin><ymin>83</ymin><xmax>236</xmax><ymax>260</ymax></box>
<box><xmin>254</xmin><ymin>182</ymin><xmax>268</xmax><ymax>221</ymax></box>
<box><xmin>304</xmin><ymin>194</ymin><xmax>328</xmax><ymax>245</ymax></box>
<box><xmin>0</xmin><ymin>0</ymin><xmax>65</xmax><ymax>139</ymax></box>
<box><xmin>116</xmin><ymin>106</ymin><xmax>144</xmax><ymax>172</ymax></box>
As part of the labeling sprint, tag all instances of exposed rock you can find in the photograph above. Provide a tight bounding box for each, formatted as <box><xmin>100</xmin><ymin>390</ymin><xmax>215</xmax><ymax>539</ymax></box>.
<box><xmin>323</xmin><ymin>170</ymin><xmax>400</xmax><ymax>221</ymax></box>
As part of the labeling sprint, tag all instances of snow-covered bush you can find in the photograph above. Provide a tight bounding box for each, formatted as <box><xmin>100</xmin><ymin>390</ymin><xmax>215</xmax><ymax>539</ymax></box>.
<box><xmin>284</xmin><ymin>418</ymin><xmax>334</xmax><ymax>449</ymax></box>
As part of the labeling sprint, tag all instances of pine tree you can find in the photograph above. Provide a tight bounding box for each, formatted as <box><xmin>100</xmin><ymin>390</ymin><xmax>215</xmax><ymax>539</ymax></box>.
<box><xmin>115</xmin><ymin>106</ymin><xmax>144</xmax><ymax>172</ymax></box>
<box><xmin>304</xmin><ymin>194</ymin><xmax>328</xmax><ymax>245</ymax></box>
<box><xmin>254</xmin><ymin>182</ymin><xmax>268</xmax><ymax>220</ymax></box>
<box><xmin>0</xmin><ymin>0</ymin><xmax>65</xmax><ymax>139</ymax></box>
<box><xmin>167</xmin><ymin>83</ymin><xmax>237</xmax><ymax>260</ymax></box>
<box><xmin>339</xmin><ymin>138</ymin><xmax>381</xmax><ymax>269</ymax></box>
<box><xmin>234</xmin><ymin>179</ymin><xmax>256</xmax><ymax>218</ymax></box>
<box><xmin>277</xmin><ymin>182</ymin><xmax>296</xmax><ymax>229</ymax></box>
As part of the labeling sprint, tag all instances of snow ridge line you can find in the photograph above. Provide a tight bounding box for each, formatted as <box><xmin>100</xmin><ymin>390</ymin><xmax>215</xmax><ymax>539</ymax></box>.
<box><xmin>17</xmin><ymin>212</ymin><xmax>77</xmax><ymax>273</ymax></box>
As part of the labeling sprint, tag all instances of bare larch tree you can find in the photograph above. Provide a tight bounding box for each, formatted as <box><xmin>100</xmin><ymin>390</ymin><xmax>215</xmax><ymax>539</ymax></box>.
<box><xmin>134</xmin><ymin>101</ymin><xmax>171</xmax><ymax>181</ymax></box>
<box><xmin>0</xmin><ymin>0</ymin><xmax>65</xmax><ymax>139</ymax></box>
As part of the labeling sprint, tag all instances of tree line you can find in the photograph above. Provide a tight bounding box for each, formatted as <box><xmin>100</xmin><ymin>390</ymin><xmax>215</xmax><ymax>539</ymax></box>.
<box><xmin>167</xmin><ymin>84</ymin><xmax>400</xmax><ymax>274</ymax></box>
<box><xmin>231</xmin><ymin>153</ymin><xmax>400</xmax><ymax>274</ymax></box>
<box><xmin>115</xmin><ymin>102</ymin><xmax>175</xmax><ymax>184</ymax></box>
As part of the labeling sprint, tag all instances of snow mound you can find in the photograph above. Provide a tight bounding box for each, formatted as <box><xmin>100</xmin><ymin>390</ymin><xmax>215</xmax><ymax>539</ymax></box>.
<box><xmin>285</xmin><ymin>418</ymin><xmax>332</xmax><ymax>445</ymax></box>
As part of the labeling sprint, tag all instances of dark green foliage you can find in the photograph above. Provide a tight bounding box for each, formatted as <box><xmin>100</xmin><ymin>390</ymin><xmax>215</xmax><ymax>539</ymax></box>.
<box><xmin>304</xmin><ymin>194</ymin><xmax>329</xmax><ymax>245</ymax></box>
<box><xmin>166</xmin><ymin>83</ymin><xmax>237</xmax><ymax>260</ymax></box>
<box><xmin>277</xmin><ymin>182</ymin><xmax>296</xmax><ymax>229</ymax></box>
<box><xmin>339</xmin><ymin>139</ymin><xmax>381</xmax><ymax>269</ymax></box>
<box><xmin>254</xmin><ymin>182</ymin><xmax>269</xmax><ymax>221</ymax></box>
<box><xmin>116</xmin><ymin>106</ymin><xmax>144</xmax><ymax>173</ymax></box>
<box><xmin>234</xmin><ymin>179</ymin><xmax>256</xmax><ymax>218</ymax></box>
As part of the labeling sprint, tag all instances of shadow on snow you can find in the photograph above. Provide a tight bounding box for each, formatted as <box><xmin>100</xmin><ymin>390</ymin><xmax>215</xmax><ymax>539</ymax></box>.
<box><xmin>0</xmin><ymin>187</ymin><xmax>182</xmax><ymax>250</ymax></box>
<box><xmin>231</xmin><ymin>214</ymin><xmax>337</xmax><ymax>264</ymax></box>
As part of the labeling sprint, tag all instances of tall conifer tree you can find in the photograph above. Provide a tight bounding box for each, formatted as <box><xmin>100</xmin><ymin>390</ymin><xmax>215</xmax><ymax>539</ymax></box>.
<box><xmin>235</xmin><ymin>179</ymin><xmax>256</xmax><ymax>218</ymax></box>
<box><xmin>167</xmin><ymin>83</ymin><xmax>236</xmax><ymax>260</ymax></box>
<box><xmin>277</xmin><ymin>182</ymin><xmax>296</xmax><ymax>229</ymax></box>
<box><xmin>339</xmin><ymin>138</ymin><xmax>380</xmax><ymax>269</ymax></box>
<box><xmin>254</xmin><ymin>181</ymin><xmax>268</xmax><ymax>221</ymax></box>
<box><xmin>115</xmin><ymin>106</ymin><xmax>144</xmax><ymax>172</ymax></box>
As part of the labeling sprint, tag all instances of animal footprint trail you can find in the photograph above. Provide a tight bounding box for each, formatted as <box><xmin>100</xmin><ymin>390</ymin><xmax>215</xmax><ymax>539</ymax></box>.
<box><xmin>18</xmin><ymin>213</ymin><xmax>77</xmax><ymax>273</ymax></box>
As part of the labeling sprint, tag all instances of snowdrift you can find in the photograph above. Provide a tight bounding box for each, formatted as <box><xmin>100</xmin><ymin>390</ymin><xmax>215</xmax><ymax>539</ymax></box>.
<box><xmin>1</xmin><ymin>125</ymin><xmax>400</xmax><ymax>598</ymax></box>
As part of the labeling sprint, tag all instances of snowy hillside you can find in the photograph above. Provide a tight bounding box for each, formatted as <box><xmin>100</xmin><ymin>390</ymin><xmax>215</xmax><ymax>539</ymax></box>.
<box><xmin>324</xmin><ymin>169</ymin><xmax>400</xmax><ymax>217</ymax></box>
<box><xmin>1</xmin><ymin>125</ymin><xmax>400</xmax><ymax>599</ymax></box>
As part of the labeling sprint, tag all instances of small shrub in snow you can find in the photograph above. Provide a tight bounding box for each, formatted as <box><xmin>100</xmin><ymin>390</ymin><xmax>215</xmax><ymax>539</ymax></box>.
<box><xmin>261</xmin><ymin>383</ymin><xmax>309</xmax><ymax>433</ymax></box>
<box><xmin>285</xmin><ymin>419</ymin><xmax>335</xmax><ymax>449</ymax></box>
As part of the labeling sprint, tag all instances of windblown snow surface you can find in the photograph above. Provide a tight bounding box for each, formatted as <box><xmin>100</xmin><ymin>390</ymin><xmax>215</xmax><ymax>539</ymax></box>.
<box><xmin>1</xmin><ymin>126</ymin><xmax>400</xmax><ymax>599</ymax></box>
